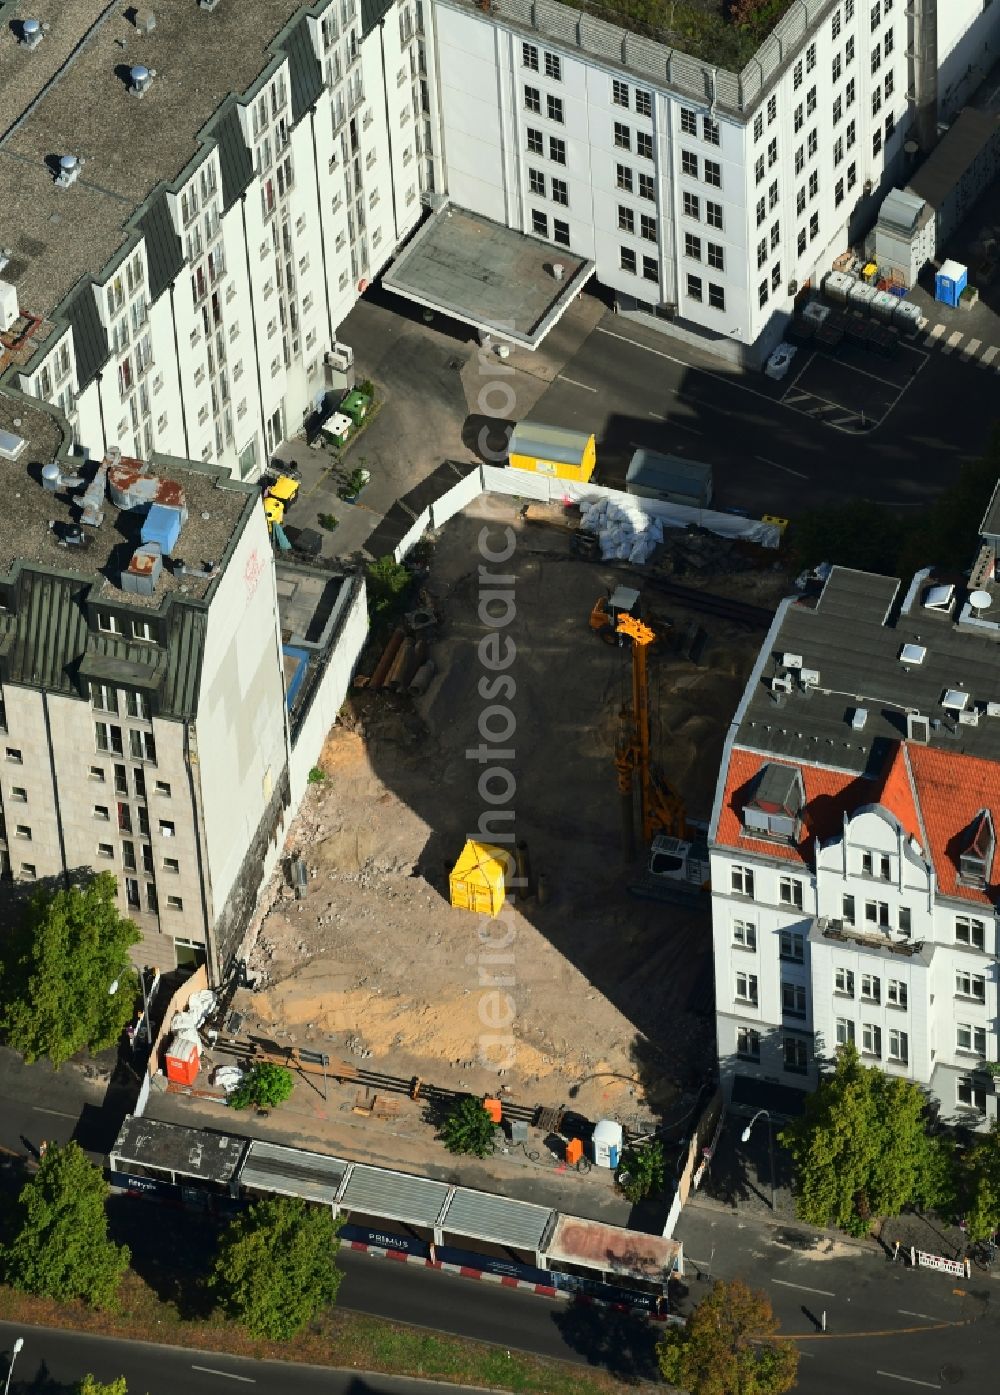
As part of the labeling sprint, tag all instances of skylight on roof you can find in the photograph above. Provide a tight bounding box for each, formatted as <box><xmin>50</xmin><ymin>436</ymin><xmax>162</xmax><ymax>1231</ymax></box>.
<box><xmin>924</xmin><ymin>584</ymin><xmax>955</xmax><ymax>611</ymax></box>
<box><xmin>899</xmin><ymin>643</ymin><xmax>926</xmax><ymax>665</ymax></box>
<box><xmin>942</xmin><ymin>688</ymin><xmax>969</xmax><ymax>711</ymax></box>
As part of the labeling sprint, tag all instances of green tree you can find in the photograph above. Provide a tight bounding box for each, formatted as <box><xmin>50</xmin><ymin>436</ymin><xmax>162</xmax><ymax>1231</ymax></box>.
<box><xmin>0</xmin><ymin>872</ymin><xmax>139</xmax><ymax>1068</ymax></box>
<box><xmin>211</xmin><ymin>1196</ymin><xmax>341</xmax><ymax>1340</ymax></box>
<box><xmin>616</xmin><ymin>1139</ymin><xmax>666</xmax><ymax>1203</ymax></box>
<box><xmin>961</xmin><ymin>1119</ymin><xmax>1000</xmax><ymax>1242</ymax></box>
<box><xmin>780</xmin><ymin>1044</ymin><xmax>944</xmax><ymax>1236</ymax></box>
<box><xmin>228</xmin><ymin>1062</ymin><xmax>295</xmax><ymax>1112</ymax></box>
<box><xmin>2</xmin><ymin>1142</ymin><xmax>129</xmax><ymax>1308</ymax></box>
<box><xmin>366</xmin><ymin>555</ymin><xmax>411</xmax><ymax>617</ymax></box>
<box><xmin>76</xmin><ymin>1378</ymin><xmax>129</xmax><ymax>1395</ymax></box>
<box><xmin>657</xmin><ymin>1278</ymin><xmax>799</xmax><ymax>1395</ymax></box>
<box><xmin>440</xmin><ymin>1095</ymin><xmax>496</xmax><ymax>1157</ymax></box>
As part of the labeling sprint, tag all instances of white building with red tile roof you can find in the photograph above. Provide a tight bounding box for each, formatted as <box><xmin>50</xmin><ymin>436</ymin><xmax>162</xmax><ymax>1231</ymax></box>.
<box><xmin>710</xmin><ymin>536</ymin><xmax>1000</xmax><ymax>1128</ymax></box>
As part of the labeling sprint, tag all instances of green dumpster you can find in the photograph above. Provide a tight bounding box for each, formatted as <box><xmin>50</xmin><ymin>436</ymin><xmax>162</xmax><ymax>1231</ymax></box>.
<box><xmin>341</xmin><ymin>389</ymin><xmax>370</xmax><ymax>426</ymax></box>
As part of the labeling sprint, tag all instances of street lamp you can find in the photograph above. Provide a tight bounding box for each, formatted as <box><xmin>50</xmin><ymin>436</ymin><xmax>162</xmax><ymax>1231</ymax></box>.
<box><xmin>4</xmin><ymin>1337</ymin><xmax>23</xmax><ymax>1395</ymax></box>
<box><xmin>741</xmin><ymin>1109</ymin><xmax>776</xmax><ymax>1211</ymax></box>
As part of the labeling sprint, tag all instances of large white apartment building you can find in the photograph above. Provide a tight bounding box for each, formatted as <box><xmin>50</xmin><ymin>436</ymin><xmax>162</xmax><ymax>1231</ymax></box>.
<box><xmin>709</xmin><ymin>495</ymin><xmax>1000</xmax><ymax>1130</ymax></box>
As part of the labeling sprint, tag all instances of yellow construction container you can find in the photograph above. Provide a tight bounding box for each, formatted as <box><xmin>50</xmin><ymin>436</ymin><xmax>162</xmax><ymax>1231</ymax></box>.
<box><xmin>862</xmin><ymin>262</ymin><xmax>878</xmax><ymax>283</ymax></box>
<box><xmin>449</xmin><ymin>841</ymin><xmax>506</xmax><ymax>916</ymax></box>
<box><xmin>507</xmin><ymin>422</ymin><xmax>596</xmax><ymax>484</ymax></box>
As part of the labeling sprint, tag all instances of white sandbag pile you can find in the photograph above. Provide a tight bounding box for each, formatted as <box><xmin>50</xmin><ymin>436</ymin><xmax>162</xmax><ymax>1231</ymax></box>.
<box><xmin>579</xmin><ymin>495</ymin><xmax>668</xmax><ymax>563</ymax></box>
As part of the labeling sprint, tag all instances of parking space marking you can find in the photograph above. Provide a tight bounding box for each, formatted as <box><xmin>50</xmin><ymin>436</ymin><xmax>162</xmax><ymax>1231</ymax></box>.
<box><xmin>558</xmin><ymin>375</ymin><xmax>597</xmax><ymax>392</ymax></box>
<box><xmin>781</xmin><ymin>349</ymin><xmax>816</xmax><ymax>395</ymax></box>
<box><xmin>942</xmin><ymin>331</ymin><xmax>964</xmax><ymax>354</ymax></box>
<box><xmin>772</xmin><ymin>1279</ymin><xmax>835</xmax><ymax>1297</ymax></box>
<box><xmin>980</xmin><ymin>346</ymin><xmax>999</xmax><ymax>367</ymax></box>
<box><xmin>875</xmin><ymin>1373</ymin><xmax>940</xmax><ymax>1390</ymax></box>
<box><xmin>961</xmin><ymin>337</ymin><xmax>982</xmax><ymax>360</ymax></box>
<box><xmin>756</xmin><ymin>455</ymin><xmax>807</xmax><ymax>479</ymax></box>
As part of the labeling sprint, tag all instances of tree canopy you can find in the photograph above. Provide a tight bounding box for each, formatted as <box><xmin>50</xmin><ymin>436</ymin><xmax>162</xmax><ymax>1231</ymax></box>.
<box><xmin>960</xmin><ymin>1119</ymin><xmax>1000</xmax><ymax>1243</ymax></box>
<box><xmin>76</xmin><ymin>1379</ymin><xmax>129</xmax><ymax>1395</ymax></box>
<box><xmin>440</xmin><ymin>1095</ymin><xmax>496</xmax><ymax>1157</ymax></box>
<box><xmin>228</xmin><ymin>1062</ymin><xmax>295</xmax><ymax>1111</ymax></box>
<box><xmin>0</xmin><ymin>872</ymin><xmax>139</xmax><ymax>1067</ymax></box>
<box><xmin>210</xmin><ymin>1196</ymin><xmax>341</xmax><ymax>1340</ymax></box>
<box><xmin>657</xmin><ymin>1278</ymin><xmax>799</xmax><ymax>1395</ymax></box>
<box><xmin>616</xmin><ymin>1140</ymin><xmax>666</xmax><ymax>1203</ymax></box>
<box><xmin>1</xmin><ymin>1142</ymin><xmax>130</xmax><ymax>1308</ymax></box>
<box><xmin>780</xmin><ymin>1044</ymin><xmax>945</xmax><ymax>1235</ymax></box>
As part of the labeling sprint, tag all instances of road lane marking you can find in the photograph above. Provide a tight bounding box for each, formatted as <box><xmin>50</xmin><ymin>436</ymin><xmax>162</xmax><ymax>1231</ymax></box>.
<box><xmin>756</xmin><ymin>456</ymin><xmax>808</xmax><ymax>479</ymax></box>
<box><xmin>32</xmin><ymin>1107</ymin><xmax>76</xmax><ymax>1118</ymax></box>
<box><xmin>191</xmin><ymin>1368</ymin><xmax>256</xmax><ymax>1383</ymax></box>
<box><xmin>772</xmin><ymin>1279</ymin><xmax>835</xmax><ymax>1297</ymax></box>
<box><xmin>671</xmin><ymin>418</ymin><xmax>702</xmax><ymax>433</ymax></box>
<box><xmin>876</xmin><ymin>1373</ymin><xmax>940</xmax><ymax>1389</ymax></box>
<box><xmin>898</xmin><ymin>1309</ymin><xmax>945</xmax><ymax>1322</ymax></box>
<box><xmin>558</xmin><ymin>374</ymin><xmax>597</xmax><ymax>392</ymax></box>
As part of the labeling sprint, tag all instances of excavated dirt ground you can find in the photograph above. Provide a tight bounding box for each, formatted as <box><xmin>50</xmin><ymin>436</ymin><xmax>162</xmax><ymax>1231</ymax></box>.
<box><xmin>241</xmin><ymin>498</ymin><xmax>771</xmax><ymax>1125</ymax></box>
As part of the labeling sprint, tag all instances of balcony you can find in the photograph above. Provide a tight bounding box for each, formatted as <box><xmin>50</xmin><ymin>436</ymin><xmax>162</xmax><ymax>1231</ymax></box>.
<box><xmin>810</xmin><ymin>916</ymin><xmax>932</xmax><ymax>962</ymax></box>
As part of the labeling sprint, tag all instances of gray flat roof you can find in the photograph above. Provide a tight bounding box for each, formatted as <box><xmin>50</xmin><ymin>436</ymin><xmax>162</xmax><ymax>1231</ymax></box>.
<box><xmin>738</xmin><ymin>566</ymin><xmax>1000</xmax><ymax>772</ymax></box>
<box><xmin>110</xmin><ymin>1115</ymin><xmax>246</xmax><ymax>1184</ymax></box>
<box><xmin>0</xmin><ymin>0</ymin><xmax>305</xmax><ymax>318</ymax></box>
<box><xmin>382</xmin><ymin>204</ymin><xmax>595</xmax><ymax>350</ymax></box>
<box><xmin>239</xmin><ymin>1139</ymin><xmax>348</xmax><ymax>1205</ymax></box>
<box><xmin>907</xmin><ymin>108</ymin><xmax>1000</xmax><ymax>212</ymax></box>
<box><xmin>442</xmin><ymin>1188</ymin><xmax>553</xmax><ymax>1251</ymax></box>
<box><xmin>338</xmin><ymin>1164</ymin><xmax>451</xmax><ymax>1227</ymax></box>
<box><xmin>275</xmin><ymin>563</ymin><xmax>350</xmax><ymax>647</ymax></box>
<box><xmin>0</xmin><ymin>419</ymin><xmax>255</xmax><ymax>606</ymax></box>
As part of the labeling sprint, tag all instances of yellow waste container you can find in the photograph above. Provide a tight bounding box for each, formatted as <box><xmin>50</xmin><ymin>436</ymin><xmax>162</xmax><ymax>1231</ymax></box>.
<box><xmin>507</xmin><ymin>422</ymin><xmax>596</xmax><ymax>484</ymax></box>
<box><xmin>449</xmin><ymin>840</ymin><xmax>506</xmax><ymax>916</ymax></box>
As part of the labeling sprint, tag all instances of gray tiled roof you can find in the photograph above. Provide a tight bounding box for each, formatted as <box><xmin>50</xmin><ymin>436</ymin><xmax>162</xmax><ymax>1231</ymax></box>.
<box><xmin>62</xmin><ymin>281</ymin><xmax>109</xmax><ymax>392</ymax></box>
<box><xmin>137</xmin><ymin>191</ymin><xmax>184</xmax><ymax>303</ymax></box>
<box><xmin>285</xmin><ymin>14</ymin><xmax>324</xmax><ymax>125</ymax></box>
<box><xmin>212</xmin><ymin>100</ymin><xmax>255</xmax><ymax>215</ymax></box>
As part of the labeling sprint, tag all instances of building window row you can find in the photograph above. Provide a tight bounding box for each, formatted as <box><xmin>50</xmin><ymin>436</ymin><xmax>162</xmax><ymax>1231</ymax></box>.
<box><xmin>613</xmin><ymin>79</ymin><xmax>652</xmax><ymax>117</ymax></box>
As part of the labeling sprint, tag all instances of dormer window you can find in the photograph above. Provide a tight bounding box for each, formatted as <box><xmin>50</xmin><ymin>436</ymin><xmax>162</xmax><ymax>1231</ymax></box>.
<box><xmin>959</xmin><ymin>809</ymin><xmax>995</xmax><ymax>889</ymax></box>
<box><xmin>743</xmin><ymin>763</ymin><xmax>804</xmax><ymax>842</ymax></box>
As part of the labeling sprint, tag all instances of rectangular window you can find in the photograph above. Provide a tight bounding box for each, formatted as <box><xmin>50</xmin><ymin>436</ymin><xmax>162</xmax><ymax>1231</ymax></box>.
<box><xmin>708</xmin><ymin>283</ymin><xmax>725</xmax><ymax>310</ymax></box>
<box><xmin>94</xmin><ymin>804</ymin><xmax>110</xmax><ymax>822</ymax></box>
<box><xmin>736</xmin><ymin>971</ymin><xmax>758</xmax><ymax>1005</ymax></box>
<box><xmin>771</xmin><ymin>262</ymin><xmax>781</xmax><ymax>292</ymax></box>
<box><xmin>795</xmin><ymin>147</ymin><xmax>805</xmax><ymax>175</ymax></box>
<box><xmin>704</xmin><ymin>159</ymin><xmax>721</xmax><ymax>188</ymax></box>
<box><xmin>166</xmin><ymin>894</ymin><xmax>184</xmax><ymax>911</ymax></box>
<box><xmin>706</xmin><ymin>201</ymin><xmax>723</xmax><ymax>229</ymax></box>
<box><xmin>616</xmin><ymin>122</ymin><xmax>632</xmax><ymax>151</ymax></box>
<box><xmin>620</xmin><ymin>206</ymin><xmax>636</xmax><ymax>234</ymax></box>
<box><xmin>784</xmin><ymin>1037</ymin><xmax>808</xmax><ymax>1073</ymax></box>
<box><xmin>833</xmin><ymin>96</ymin><xmax>843</xmax><ymax>124</ymax></box>
<box><xmin>639</xmin><ymin>213</ymin><xmax>657</xmax><ymax>242</ymax></box>
<box><xmin>703</xmin><ymin>116</ymin><xmax>719</xmax><ymax>146</ymax></box>
<box><xmin>125</xmin><ymin>691</ymin><xmax>149</xmax><ymax>720</ymax></box>
<box><xmin>683</xmin><ymin>190</ymin><xmax>699</xmax><ymax>218</ymax></box>
<box><xmin>687</xmin><ymin>273</ymin><xmax>703</xmax><ymax>302</ymax></box>
<box><xmin>768</xmin><ymin>179</ymin><xmax>778</xmax><ymax>209</ymax></box>
<box><xmin>641</xmin><ymin>254</ymin><xmax>658</xmax><ymax>281</ymax></box>
<box><xmin>862</xmin><ymin>1023</ymin><xmax>881</xmax><ymax>1058</ymax></box>
<box><xmin>638</xmin><ymin>172</ymin><xmax>654</xmax><ymax>201</ymax></box>
<box><xmin>531</xmin><ymin>210</ymin><xmax>548</xmax><ymax>237</ymax></box>
<box><xmin>794</xmin><ymin>103</ymin><xmax>804</xmax><ymax>133</ymax></box>
<box><xmin>737</xmin><ymin>1027</ymin><xmax>761</xmax><ymax>1061</ymax></box>
<box><xmin>756</xmin><ymin>197</ymin><xmax>766</xmax><ymax>227</ymax></box>
<box><xmin>865</xmin><ymin>900</ymin><xmax>889</xmax><ymax>929</ymax></box>
<box><xmin>524</xmin><ymin>85</ymin><xmax>540</xmax><ymax>114</ymax></box>
<box><xmin>834</xmin><ymin>137</ymin><xmax>844</xmax><ymax>166</ymax></box>
<box><xmin>767</xmin><ymin>94</ymin><xmax>777</xmax><ymax>124</ymax></box>
<box><xmin>163</xmin><ymin>856</ymin><xmax>180</xmax><ymax>874</ymax></box>
<box><xmin>832</xmin><ymin>4</ymin><xmax>842</xmax><ymax>36</ymax></box>
<box><xmin>809</xmin><ymin>211</ymin><xmax>819</xmax><ymax>240</ymax></box>
<box><xmin>618</xmin><ymin>164</ymin><xmax>634</xmax><ymax>192</ymax></box>
<box><xmin>527</xmin><ymin>127</ymin><xmax>543</xmax><ymax>155</ymax></box>
<box><xmin>780</xmin><ymin>930</ymin><xmax>805</xmax><ymax>963</ymax></box>
<box><xmin>887</xmin><ymin>979</ymin><xmax>907</xmax><ymax>1009</ymax></box>
<box><xmin>129</xmin><ymin>729</ymin><xmax>156</xmax><ymax>763</ymax></box>
<box><xmin>90</xmin><ymin>682</ymin><xmax>117</xmax><ymax>713</ymax></box>
<box><xmin>20</xmin><ymin>864</ymin><xmax>35</xmax><ymax>880</ymax></box>
<box><xmin>9</xmin><ymin>786</ymin><xmax>26</xmax><ymax>802</ymax></box>
<box><xmin>861</xmin><ymin>973</ymin><xmax>881</xmax><ymax>1003</ymax></box>
<box><xmin>758</xmin><ymin>281</ymin><xmax>768</xmax><ymax>308</ymax></box>
<box><xmin>847</xmin><ymin>76</ymin><xmax>856</xmax><ymax>107</ymax></box>
<box><xmin>707</xmin><ymin>242</ymin><xmax>724</xmax><ymax>270</ymax></box>
<box><xmin>797</xmin><ymin>228</ymin><xmax>807</xmax><ymax>255</ymax></box>
<box><xmin>731</xmin><ymin>865</ymin><xmax>754</xmax><ymax>897</ymax></box>
<box><xmin>809</xmin><ymin>170</ymin><xmax>819</xmax><ymax>198</ymax></box>
<box><xmin>956</xmin><ymin>970</ymin><xmax>987</xmax><ymax>1002</ymax></box>
<box><xmin>770</xmin><ymin>222</ymin><xmax>780</xmax><ymax>251</ymax></box>
<box><xmin>888</xmin><ymin>1029</ymin><xmax>907</xmax><ymax>1064</ymax></box>
<box><xmin>524</xmin><ymin>41</ymin><xmax>539</xmax><ymax>69</ymax></box>
<box><xmin>551</xmin><ymin>177</ymin><xmax>568</xmax><ymax>206</ymax></box>
<box><xmin>733</xmin><ymin>919</ymin><xmax>757</xmax><ymax>950</ymax></box>
<box><xmin>529</xmin><ymin>168</ymin><xmax>546</xmax><ymax>196</ymax></box>
<box><xmin>97</xmin><ymin>613</ymin><xmax>121</xmax><ymax>635</ymax></box>
<box><xmin>793</xmin><ymin>59</ymin><xmax>803</xmax><ymax>90</ymax></box>
<box><xmin>635</xmin><ymin>89</ymin><xmax>652</xmax><ymax>118</ymax></box>
<box><xmin>154</xmin><ymin>780</ymin><xmax>171</xmax><ymax>797</ymax></box>
<box><xmin>807</xmin><ymin>129</ymin><xmax>818</xmax><ymax>157</ymax></box>
<box><xmin>95</xmin><ymin>724</ymin><xmax>123</xmax><ymax>756</ymax></box>
<box><xmin>544</xmin><ymin>51</ymin><xmax>561</xmax><ymax>80</ymax></box>
<box><xmin>14</xmin><ymin>824</ymin><xmax>30</xmax><ymax>840</ymax></box>
<box><xmin>782</xmin><ymin>981</ymin><xmax>807</xmax><ymax>1017</ymax></box>
<box><xmin>757</xmin><ymin>237</ymin><xmax>767</xmax><ymax>270</ymax></box>
<box><xmin>836</xmin><ymin>1017</ymin><xmax>855</xmax><ymax>1045</ymax></box>
<box><xmin>684</xmin><ymin>231</ymin><xmax>701</xmax><ymax>258</ymax></box>
<box><xmin>797</xmin><ymin>187</ymin><xmax>807</xmax><ymax>215</ymax></box>
<box><xmin>637</xmin><ymin>131</ymin><xmax>653</xmax><ymax>160</ymax></box>
<box><xmin>957</xmin><ymin>1024</ymin><xmax>987</xmax><ymax>1057</ymax></box>
<box><xmin>549</xmin><ymin>137</ymin><xmax>565</xmax><ymax>164</ymax></box>
<box><xmin>754</xmin><ymin>113</ymin><xmax>763</xmax><ymax>142</ymax></box>
<box><xmin>680</xmin><ymin>107</ymin><xmax>697</xmax><ymax>135</ymax></box>
<box><xmin>755</xmin><ymin>154</ymin><xmax>766</xmax><ymax>185</ymax></box>
<box><xmin>620</xmin><ymin>246</ymin><xmax>637</xmax><ymax>274</ymax></box>
<box><xmin>832</xmin><ymin>53</ymin><xmax>842</xmax><ymax>82</ymax></box>
<box><xmin>806</xmin><ymin>42</ymin><xmax>816</xmax><ymax>72</ymax></box>
<box><xmin>779</xmin><ymin>876</ymin><xmax>803</xmax><ymax>909</ymax></box>
<box><xmin>807</xmin><ymin>85</ymin><xmax>817</xmax><ymax>116</ymax></box>
<box><xmin>767</xmin><ymin>138</ymin><xmax>778</xmax><ymax>168</ymax></box>
<box><xmin>835</xmin><ymin>967</ymin><xmax>855</xmax><ymax>996</ymax></box>
<box><xmin>958</xmin><ymin>1075</ymin><xmax>987</xmax><ymax>1112</ymax></box>
<box><xmin>546</xmin><ymin>94</ymin><xmax>563</xmax><ymax>123</ymax></box>
<box><xmin>871</xmin><ymin>0</ymin><xmax>880</xmax><ymax>29</ymax></box>
<box><xmin>613</xmin><ymin>79</ymin><xmax>630</xmax><ymax>108</ymax></box>
<box><xmin>898</xmin><ymin>906</ymin><xmax>911</xmax><ymax>935</ymax></box>
<box><xmin>871</xmin><ymin>42</ymin><xmax>882</xmax><ymax>74</ymax></box>
<box><xmin>97</xmin><ymin>842</ymin><xmax>114</xmax><ymax>859</ymax></box>
<box><xmin>956</xmin><ymin>916</ymin><xmax>986</xmax><ymax>950</ymax></box>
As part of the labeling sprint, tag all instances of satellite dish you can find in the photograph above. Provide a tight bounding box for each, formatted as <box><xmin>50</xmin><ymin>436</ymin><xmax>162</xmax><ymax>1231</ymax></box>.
<box><xmin>970</xmin><ymin>589</ymin><xmax>993</xmax><ymax>612</ymax></box>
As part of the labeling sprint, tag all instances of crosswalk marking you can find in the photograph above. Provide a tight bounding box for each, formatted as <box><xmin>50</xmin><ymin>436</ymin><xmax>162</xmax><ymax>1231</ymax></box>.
<box><xmin>927</xmin><ymin>323</ymin><xmax>946</xmax><ymax>342</ymax></box>
<box><xmin>961</xmin><ymin>337</ymin><xmax>982</xmax><ymax>359</ymax></box>
<box><xmin>981</xmin><ymin>346</ymin><xmax>999</xmax><ymax>367</ymax></box>
<box><xmin>942</xmin><ymin>330</ymin><xmax>964</xmax><ymax>354</ymax></box>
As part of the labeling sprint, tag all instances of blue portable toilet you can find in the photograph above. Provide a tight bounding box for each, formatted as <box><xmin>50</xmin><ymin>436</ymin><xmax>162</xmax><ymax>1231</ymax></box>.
<box><xmin>935</xmin><ymin>259</ymin><xmax>968</xmax><ymax>308</ymax></box>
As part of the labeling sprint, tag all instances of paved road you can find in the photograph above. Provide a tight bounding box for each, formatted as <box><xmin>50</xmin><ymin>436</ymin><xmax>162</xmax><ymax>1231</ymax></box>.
<box><xmin>528</xmin><ymin>310</ymin><xmax>1000</xmax><ymax>517</ymax></box>
<box><xmin>0</xmin><ymin>1321</ymin><xmax>487</xmax><ymax>1395</ymax></box>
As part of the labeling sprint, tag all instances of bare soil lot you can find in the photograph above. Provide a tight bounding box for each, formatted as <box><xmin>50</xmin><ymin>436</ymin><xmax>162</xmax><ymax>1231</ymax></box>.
<box><xmin>244</xmin><ymin>498</ymin><xmax>768</xmax><ymax>1124</ymax></box>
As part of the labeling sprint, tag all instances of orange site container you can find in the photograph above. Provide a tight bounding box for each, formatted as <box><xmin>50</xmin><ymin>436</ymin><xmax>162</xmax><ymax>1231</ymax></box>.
<box><xmin>483</xmin><ymin>1097</ymin><xmax>503</xmax><ymax>1124</ymax></box>
<box><xmin>565</xmin><ymin>1137</ymin><xmax>584</xmax><ymax>1166</ymax></box>
<box><xmin>165</xmin><ymin>1035</ymin><xmax>200</xmax><ymax>1086</ymax></box>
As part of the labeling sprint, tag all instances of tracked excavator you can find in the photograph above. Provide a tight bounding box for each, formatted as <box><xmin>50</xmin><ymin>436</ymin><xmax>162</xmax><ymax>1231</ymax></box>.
<box><xmin>612</xmin><ymin>609</ymin><xmax>709</xmax><ymax>904</ymax></box>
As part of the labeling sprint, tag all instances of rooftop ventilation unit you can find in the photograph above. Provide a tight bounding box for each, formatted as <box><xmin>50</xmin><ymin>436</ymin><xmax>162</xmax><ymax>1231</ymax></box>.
<box><xmin>324</xmin><ymin>344</ymin><xmax>353</xmax><ymax>371</ymax></box>
<box><xmin>770</xmin><ymin>674</ymin><xmax>793</xmax><ymax>695</ymax></box>
<box><xmin>781</xmin><ymin>652</ymin><xmax>803</xmax><ymax>669</ymax></box>
<box><xmin>0</xmin><ymin>249</ymin><xmax>10</xmax><ymax>275</ymax></box>
<box><xmin>129</xmin><ymin>64</ymin><xmax>156</xmax><ymax>96</ymax></box>
<box><xmin>0</xmin><ymin>430</ymin><xmax>26</xmax><ymax>462</ymax></box>
<box><xmin>800</xmin><ymin>668</ymin><xmax>821</xmax><ymax>688</ymax></box>
<box><xmin>132</xmin><ymin>8</ymin><xmax>156</xmax><ymax>33</ymax></box>
<box><xmin>851</xmin><ymin>707</ymin><xmax>868</xmax><ymax>730</ymax></box>
<box><xmin>198</xmin><ymin>0</ymin><xmax>221</xmax><ymax>10</ymax></box>
<box><xmin>942</xmin><ymin>688</ymin><xmax>969</xmax><ymax>712</ymax></box>
<box><xmin>958</xmin><ymin>708</ymin><xmax>981</xmax><ymax>727</ymax></box>
<box><xmin>55</xmin><ymin>154</ymin><xmax>84</xmax><ymax>189</ymax></box>
<box><xmin>899</xmin><ymin>642</ymin><xmax>927</xmax><ymax>665</ymax></box>
<box><xmin>907</xmin><ymin>712</ymin><xmax>930</xmax><ymax>743</ymax></box>
<box><xmin>987</xmin><ymin>702</ymin><xmax>1000</xmax><ymax>718</ymax></box>
<box><xmin>20</xmin><ymin>18</ymin><xmax>45</xmax><ymax>48</ymax></box>
<box><xmin>0</xmin><ymin>279</ymin><xmax>18</xmax><ymax>333</ymax></box>
<box><xmin>41</xmin><ymin>461</ymin><xmax>84</xmax><ymax>491</ymax></box>
<box><xmin>924</xmin><ymin>583</ymin><xmax>955</xmax><ymax>612</ymax></box>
